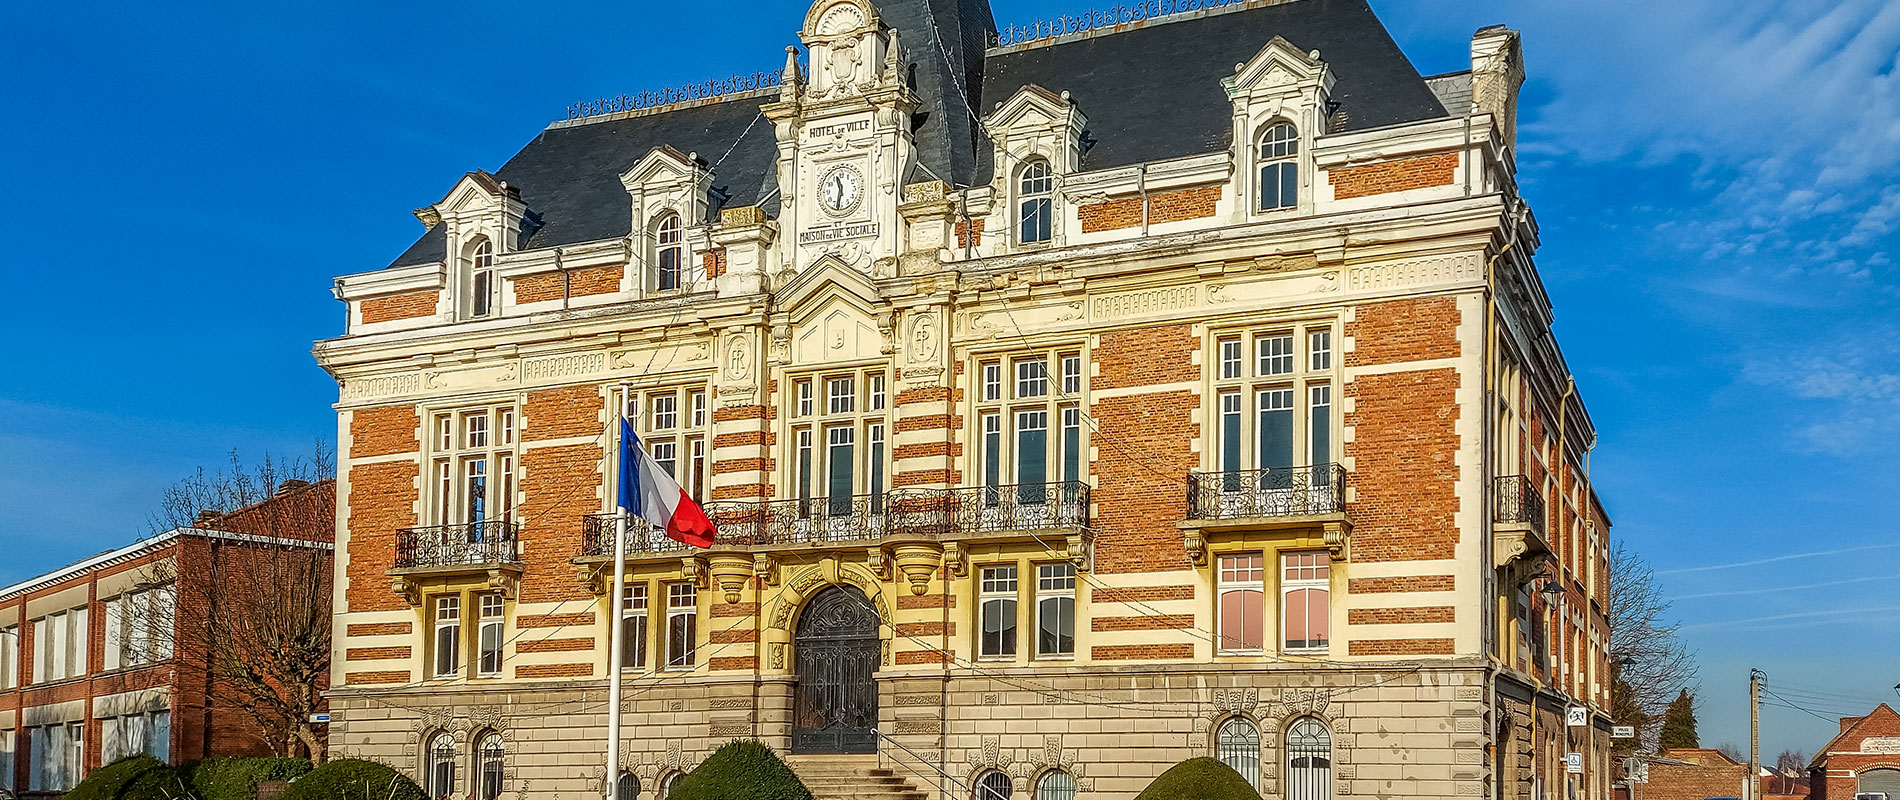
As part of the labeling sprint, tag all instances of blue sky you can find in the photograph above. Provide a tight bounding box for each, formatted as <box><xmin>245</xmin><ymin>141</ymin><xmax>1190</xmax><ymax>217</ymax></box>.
<box><xmin>2</xmin><ymin>0</ymin><xmax>1895</xmax><ymax>758</ymax></box>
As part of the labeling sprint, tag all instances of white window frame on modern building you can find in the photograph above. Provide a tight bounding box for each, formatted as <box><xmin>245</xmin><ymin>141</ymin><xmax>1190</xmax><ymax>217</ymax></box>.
<box><xmin>104</xmin><ymin>584</ymin><xmax>177</xmax><ymax>671</ymax></box>
<box><xmin>1216</xmin><ymin>716</ymin><xmax>1262</xmax><ymax>789</ymax></box>
<box><xmin>0</xmin><ymin>729</ymin><xmax>13</xmax><ymax>794</ymax></box>
<box><xmin>30</xmin><ymin>605</ymin><xmax>88</xmax><ymax>684</ymax></box>
<box><xmin>977</xmin><ymin>566</ymin><xmax>1018</xmax><ymax>661</ymax></box>
<box><xmin>787</xmin><ymin>367</ymin><xmax>893</xmax><ymax>534</ymax></box>
<box><xmin>1209</xmin><ymin>322</ymin><xmax>1339</xmax><ymax>512</ymax></box>
<box><xmin>433</xmin><ymin>595</ymin><xmax>462</xmax><ymax>679</ymax></box>
<box><xmin>468</xmin><ymin>237</ymin><xmax>497</xmax><ymax>318</ymax></box>
<box><xmin>477</xmin><ymin>593</ymin><xmax>505</xmax><ymax>677</ymax></box>
<box><xmin>620</xmin><ymin>582</ymin><xmax>649</xmax><ymax>671</ymax></box>
<box><xmin>665</xmin><ymin>583</ymin><xmax>697</xmax><ymax>671</ymax></box>
<box><xmin>28</xmin><ymin>721</ymin><xmax>84</xmax><ymax>793</ymax></box>
<box><xmin>654</xmin><ymin>213</ymin><xmax>685</xmax><ymax>292</ymax></box>
<box><xmin>100</xmin><ymin>709</ymin><xmax>171</xmax><ymax>764</ymax></box>
<box><xmin>972</xmin><ymin>349</ymin><xmax>1086</xmax><ymax>523</ymax></box>
<box><xmin>1280</xmin><ymin>551</ymin><xmax>1331</xmax><ymax>653</ymax></box>
<box><xmin>0</xmin><ymin>624</ymin><xmax>16</xmax><ymax>690</ymax></box>
<box><xmin>1016</xmin><ymin>159</ymin><xmax>1055</xmax><ymax>245</ymax></box>
<box><xmin>1256</xmin><ymin>121</ymin><xmax>1299</xmax><ymax>211</ymax></box>
<box><xmin>1217</xmin><ymin>553</ymin><xmax>1266</xmax><ymax>655</ymax></box>
<box><xmin>428</xmin><ymin>404</ymin><xmax>519</xmax><ymax>528</ymax></box>
<box><xmin>1034</xmin><ymin>563</ymin><xmax>1076</xmax><ymax>659</ymax></box>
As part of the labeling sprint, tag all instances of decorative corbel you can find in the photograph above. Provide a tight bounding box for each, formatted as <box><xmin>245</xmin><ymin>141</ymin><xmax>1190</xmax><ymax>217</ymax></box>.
<box><xmin>681</xmin><ymin>555</ymin><xmax>709</xmax><ymax>589</ymax></box>
<box><xmin>876</xmin><ymin>309</ymin><xmax>896</xmax><ymax>354</ymax></box>
<box><xmin>941</xmin><ymin>541</ymin><xmax>968</xmax><ymax>578</ymax></box>
<box><xmin>1323</xmin><ymin>521</ymin><xmax>1350</xmax><ymax>562</ymax></box>
<box><xmin>487</xmin><ymin>569</ymin><xmax>519</xmax><ymax>600</ymax></box>
<box><xmin>1183</xmin><ymin>529</ymin><xmax>1208</xmax><ymax>567</ymax></box>
<box><xmin>577</xmin><ymin>564</ymin><xmax>607</xmax><ymax>596</ymax></box>
<box><xmin>392</xmin><ymin>576</ymin><xmax>422</xmax><ymax>607</ymax></box>
<box><xmin>866</xmin><ymin>547</ymin><xmax>893</xmax><ymax>580</ymax></box>
<box><xmin>1067</xmin><ymin>531</ymin><xmax>1094</xmax><ymax>573</ymax></box>
<box><xmin>753</xmin><ymin>554</ymin><xmax>779</xmax><ymax>588</ymax></box>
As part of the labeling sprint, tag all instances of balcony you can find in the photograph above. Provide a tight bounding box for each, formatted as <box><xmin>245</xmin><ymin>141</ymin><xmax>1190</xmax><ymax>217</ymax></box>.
<box><xmin>389</xmin><ymin>521</ymin><xmax>523</xmax><ymax>604</ymax></box>
<box><xmin>1179</xmin><ymin>465</ymin><xmax>1349</xmax><ymax>564</ymax></box>
<box><xmin>1491</xmin><ymin>475</ymin><xmax>1551</xmax><ymax>569</ymax></box>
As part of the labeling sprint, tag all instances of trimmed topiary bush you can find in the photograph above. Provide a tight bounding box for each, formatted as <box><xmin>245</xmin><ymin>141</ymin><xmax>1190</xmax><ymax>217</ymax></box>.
<box><xmin>67</xmin><ymin>755</ymin><xmax>192</xmax><ymax>800</ymax></box>
<box><xmin>184</xmin><ymin>757</ymin><xmax>316</xmax><ymax>800</ymax></box>
<box><xmin>1134</xmin><ymin>758</ymin><xmax>1264</xmax><ymax>800</ymax></box>
<box><xmin>668</xmin><ymin>740</ymin><xmax>812</xmax><ymax>800</ymax></box>
<box><xmin>279</xmin><ymin>759</ymin><xmax>425</xmax><ymax>800</ymax></box>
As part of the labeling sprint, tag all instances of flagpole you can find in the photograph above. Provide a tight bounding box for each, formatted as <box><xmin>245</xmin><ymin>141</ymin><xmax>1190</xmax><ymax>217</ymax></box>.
<box><xmin>604</xmin><ymin>383</ymin><xmax>631</xmax><ymax>799</ymax></box>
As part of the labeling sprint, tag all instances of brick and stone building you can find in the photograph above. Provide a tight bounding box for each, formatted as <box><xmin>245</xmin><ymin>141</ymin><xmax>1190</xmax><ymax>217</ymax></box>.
<box><xmin>1810</xmin><ymin>704</ymin><xmax>1900</xmax><ymax>800</ymax></box>
<box><xmin>0</xmin><ymin>479</ymin><xmax>334</xmax><ymax>796</ymax></box>
<box><xmin>313</xmin><ymin>1</ymin><xmax>1614</xmax><ymax>799</ymax></box>
<box><xmin>1634</xmin><ymin>749</ymin><xmax>1751</xmax><ymax>800</ymax></box>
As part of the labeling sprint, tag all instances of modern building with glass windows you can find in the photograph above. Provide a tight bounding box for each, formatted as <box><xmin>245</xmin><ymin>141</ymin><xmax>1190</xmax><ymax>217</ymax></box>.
<box><xmin>315</xmin><ymin>1</ymin><xmax>1613</xmax><ymax>799</ymax></box>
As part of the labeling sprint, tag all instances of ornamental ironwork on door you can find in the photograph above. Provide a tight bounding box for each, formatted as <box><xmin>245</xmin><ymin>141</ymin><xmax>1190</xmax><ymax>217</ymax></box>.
<box><xmin>792</xmin><ymin>586</ymin><xmax>881</xmax><ymax>753</ymax></box>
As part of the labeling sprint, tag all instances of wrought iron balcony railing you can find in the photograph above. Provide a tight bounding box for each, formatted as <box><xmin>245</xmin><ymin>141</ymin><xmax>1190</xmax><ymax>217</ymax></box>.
<box><xmin>1184</xmin><ymin>465</ymin><xmax>1346</xmax><ymax>521</ymax></box>
<box><xmin>949</xmin><ymin>481</ymin><xmax>1091</xmax><ymax>533</ymax></box>
<box><xmin>1492</xmin><ymin>475</ymin><xmax>1546</xmax><ymax>535</ymax></box>
<box><xmin>394</xmin><ymin>521</ymin><xmax>521</xmax><ymax>568</ymax></box>
<box><xmin>580</xmin><ymin>513</ymin><xmax>693</xmax><ymax>557</ymax></box>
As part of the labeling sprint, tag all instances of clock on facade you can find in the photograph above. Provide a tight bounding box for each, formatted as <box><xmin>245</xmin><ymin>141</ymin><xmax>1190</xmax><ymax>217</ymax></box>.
<box><xmin>817</xmin><ymin>165</ymin><xmax>863</xmax><ymax>215</ymax></box>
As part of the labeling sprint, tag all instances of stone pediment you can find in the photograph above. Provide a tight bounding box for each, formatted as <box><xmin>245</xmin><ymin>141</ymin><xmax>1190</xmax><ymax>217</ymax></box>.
<box><xmin>792</xmin><ymin>298</ymin><xmax>883</xmax><ymax>365</ymax></box>
<box><xmin>776</xmin><ymin>256</ymin><xmax>882</xmax><ymax>314</ymax></box>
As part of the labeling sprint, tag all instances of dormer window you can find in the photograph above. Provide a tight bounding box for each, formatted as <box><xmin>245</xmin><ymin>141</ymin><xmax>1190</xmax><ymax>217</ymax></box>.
<box><xmin>469</xmin><ymin>237</ymin><xmax>496</xmax><ymax>317</ymax></box>
<box><xmin>1018</xmin><ymin>160</ymin><xmax>1054</xmax><ymax>245</ymax></box>
<box><xmin>655</xmin><ymin>214</ymin><xmax>684</xmax><ymax>291</ymax></box>
<box><xmin>1257</xmin><ymin>122</ymin><xmax>1299</xmax><ymax>211</ymax></box>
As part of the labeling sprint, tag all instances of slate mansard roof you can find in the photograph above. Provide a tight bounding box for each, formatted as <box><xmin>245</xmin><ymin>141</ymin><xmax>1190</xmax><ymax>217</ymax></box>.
<box><xmin>386</xmin><ymin>0</ymin><xmax>1447</xmax><ymax>269</ymax></box>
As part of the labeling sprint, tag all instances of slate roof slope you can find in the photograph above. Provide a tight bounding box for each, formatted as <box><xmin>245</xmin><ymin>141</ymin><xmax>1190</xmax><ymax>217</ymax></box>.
<box><xmin>976</xmin><ymin>0</ymin><xmax>1447</xmax><ymax>182</ymax></box>
<box><xmin>872</xmin><ymin>0</ymin><xmax>996</xmax><ymax>187</ymax></box>
<box><xmin>388</xmin><ymin>93</ymin><xmax>777</xmax><ymax>268</ymax></box>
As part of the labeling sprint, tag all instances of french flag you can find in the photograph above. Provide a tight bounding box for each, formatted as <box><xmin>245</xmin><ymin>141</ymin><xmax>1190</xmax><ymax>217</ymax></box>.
<box><xmin>617</xmin><ymin>417</ymin><xmax>716</xmax><ymax>548</ymax></box>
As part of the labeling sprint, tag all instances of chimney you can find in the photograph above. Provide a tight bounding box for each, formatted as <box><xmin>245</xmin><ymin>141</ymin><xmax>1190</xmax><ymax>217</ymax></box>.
<box><xmin>1841</xmin><ymin>716</ymin><xmax>1862</xmax><ymax>734</ymax></box>
<box><xmin>195</xmin><ymin>509</ymin><xmax>222</xmax><ymax>526</ymax></box>
<box><xmin>1470</xmin><ymin>25</ymin><xmax>1525</xmax><ymax>151</ymax></box>
<box><xmin>275</xmin><ymin>479</ymin><xmax>311</xmax><ymax>496</ymax></box>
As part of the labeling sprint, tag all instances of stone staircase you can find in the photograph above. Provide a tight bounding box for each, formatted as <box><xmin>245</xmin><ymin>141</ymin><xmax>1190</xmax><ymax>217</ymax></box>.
<box><xmin>787</xmin><ymin>754</ymin><xmax>935</xmax><ymax>800</ymax></box>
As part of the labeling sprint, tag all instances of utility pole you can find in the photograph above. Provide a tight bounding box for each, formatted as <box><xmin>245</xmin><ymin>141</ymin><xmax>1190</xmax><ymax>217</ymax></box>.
<box><xmin>1749</xmin><ymin>669</ymin><xmax>1764</xmax><ymax>800</ymax></box>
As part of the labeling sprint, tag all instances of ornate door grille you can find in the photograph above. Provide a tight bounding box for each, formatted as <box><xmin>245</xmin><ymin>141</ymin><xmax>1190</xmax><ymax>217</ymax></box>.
<box><xmin>792</xmin><ymin>586</ymin><xmax>881</xmax><ymax>753</ymax></box>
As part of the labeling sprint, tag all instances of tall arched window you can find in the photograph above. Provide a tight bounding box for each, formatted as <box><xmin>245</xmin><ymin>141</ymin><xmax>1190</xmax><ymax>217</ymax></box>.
<box><xmin>1217</xmin><ymin>717</ymin><xmax>1262</xmax><ymax>789</ymax></box>
<box><xmin>427</xmin><ymin>733</ymin><xmax>456</xmax><ymax>800</ymax></box>
<box><xmin>655</xmin><ymin>214</ymin><xmax>684</xmax><ymax>291</ymax></box>
<box><xmin>470</xmin><ymin>237</ymin><xmax>496</xmax><ymax>317</ymax></box>
<box><xmin>615</xmin><ymin>771</ymin><xmax>640</xmax><ymax>800</ymax></box>
<box><xmin>1257</xmin><ymin>122</ymin><xmax>1299</xmax><ymax>211</ymax></box>
<box><xmin>1018</xmin><ymin>160</ymin><xmax>1054</xmax><ymax>244</ymax></box>
<box><xmin>974</xmin><ymin>770</ymin><xmax>1013</xmax><ymax>800</ymax></box>
<box><xmin>658</xmin><ymin>770</ymin><xmax>685</xmax><ymax>800</ymax></box>
<box><xmin>477</xmin><ymin>732</ymin><xmax>504</xmax><ymax>800</ymax></box>
<box><xmin>1287</xmin><ymin>717</ymin><xmax>1333</xmax><ymax>800</ymax></box>
<box><xmin>1035</xmin><ymin>770</ymin><xmax>1075</xmax><ymax>800</ymax></box>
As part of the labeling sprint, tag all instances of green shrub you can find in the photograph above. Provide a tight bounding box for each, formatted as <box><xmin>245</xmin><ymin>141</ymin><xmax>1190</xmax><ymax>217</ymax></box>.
<box><xmin>669</xmin><ymin>740</ymin><xmax>812</xmax><ymax>800</ymax></box>
<box><xmin>67</xmin><ymin>755</ymin><xmax>192</xmax><ymax>800</ymax></box>
<box><xmin>1134</xmin><ymin>758</ymin><xmax>1264</xmax><ymax>800</ymax></box>
<box><xmin>279</xmin><ymin>759</ymin><xmax>426</xmax><ymax>800</ymax></box>
<box><xmin>184</xmin><ymin>757</ymin><xmax>316</xmax><ymax>800</ymax></box>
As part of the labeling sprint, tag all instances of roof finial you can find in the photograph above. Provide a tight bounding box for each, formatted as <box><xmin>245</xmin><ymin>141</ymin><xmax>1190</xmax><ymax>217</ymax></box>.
<box><xmin>884</xmin><ymin>28</ymin><xmax>902</xmax><ymax>80</ymax></box>
<box><xmin>780</xmin><ymin>45</ymin><xmax>803</xmax><ymax>101</ymax></box>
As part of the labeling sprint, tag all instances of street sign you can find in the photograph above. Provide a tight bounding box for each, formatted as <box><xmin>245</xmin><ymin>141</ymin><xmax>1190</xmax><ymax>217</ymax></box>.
<box><xmin>1613</xmin><ymin>725</ymin><xmax>1637</xmax><ymax>739</ymax></box>
<box><xmin>310</xmin><ymin>713</ymin><xmax>331</xmax><ymax>724</ymax></box>
<box><xmin>1567</xmin><ymin>707</ymin><xmax>1588</xmax><ymax>727</ymax></box>
<box><xmin>1567</xmin><ymin>753</ymin><xmax>1585</xmax><ymax>774</ymax></box>
<box><xmin>1630</xmin><ymin>762</ymin><xmax>1650</xmax><ymax>784</ymax></box>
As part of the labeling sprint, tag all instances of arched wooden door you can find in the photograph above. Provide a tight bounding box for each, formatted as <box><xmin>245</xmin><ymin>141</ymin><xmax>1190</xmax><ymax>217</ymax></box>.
<box><xmin>792</xmin><ymin>586</ymin><xmax>881</xmax><ymax>753</ymax></box>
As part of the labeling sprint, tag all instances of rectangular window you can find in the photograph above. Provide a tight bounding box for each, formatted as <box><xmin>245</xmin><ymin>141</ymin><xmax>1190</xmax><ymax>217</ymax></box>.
<box><xmin>0</xmin><ymin>625</ymin><xmax>15</xmax><ymax>690</ymax></box>
<box><xmin>499</xmin><ymin>409</ymin><xmax>516</xmax><ymax>446</ymax></box>
<box><xmin>1015</xmin><ymin>358</ymin><xmax>1049</xmax><ymax>398</ymax></box>
<box><xmin>651</xmin><ymin>393</ymin><xmax>678</xmax><ymax>430</ymax></box>
<box><xmin>1308</xmin><ymin>385</ymin><xmax>1332</xmax><ymax>467</ymax></box>
<box><xmin>1035</xmin><ymin>563</ymin><xmax>1076</xmax><ymax>658</ymax></box>
<box><xmin>1256</xmin><ymin>334</ymin><xmax>1294</xmax><ymax>377</ymax></box>
<box><xmin>1219</xmin><ymin>391</ymin><xmax>1244</xmax><ymax>486</ymax></box>
<box><xmin>666</xmin><ymin>584</ymin><xmax>697</xmax><ymax>669</ymax></box>
<box><xmin>477</xmin><ymin>594</ymin><xmax>504</xmax><ymax>677</ymax></box>
<box><xmin>1256</xmin><ymin>389</ymin><xmax>1294</xmax><ymax>472</ymax></box>
<box><xmin>1060</xmin><ymin>353</ymin><xmax>1082</xmax><ymax>396</ymax></box>
<box><xmin>1281</xmin><ymin>552</ymin><xmax>1331</xmax><ymax>652</ymax></box>
<box><xmin>433</xmin><ymin>596</ymin><xmax>461</xmax><ymax>678</ymax></box>
<box><xmin>1218</xmin><ymin>554</ymin><xmax>1265</xmax><ymax>653</ymax></box>
<box><xmin>497</xmin><ymin>453</ymin><xmax>516</xmax><ymax>521</ymax></box>
<box><xmin>1219</xmin><ymin>337</ymin><xmax>1244</xmax><ymax>380</ymax></box>
<box><xmin>0</xmin><ymin>729</ymin><xmax>13</xmax><ymax>794</ymax></box>
<box><xmin>828</xmin><ymin>377</ymin><xmax>856</xmax><ymax>414</ymax></box>
<box><xmin>104</xmin><ymin>598</ymin><xmax>125</xmax><ymax>672</ymax></box>
<box><xmin>464</xmin><ymin>457</ymin><xmax>488</xmax><ymax>523</ymax></box>
<box><xmin>688</xmin><ymin>438</ymin><xmax>707</xmax><ymax>500</ymax></box>
<box><xmin>651</xmin><ymin>440</ymin><xmax>678</xmax><ymax>479</ymax></box>
<box><xmin>1308</xmin><ymin>330</ymin><xmax>1332</xmax><ymax>371</ymax></box>
<box><xmin>981</xmin><ymin>413</ymin><xmax>1003</xmax><ymax>496</ymax></box>
<box><xmin>1060</xmin><ymin>407</ymin><xmax>1082</xmax><ymax>485</ymax></box>
<box><xmin>796</xmin><ymin>429</ymin><xmax>814</xmax><ymax>506</ymax></box>
<box><xmin>621</xmin><ymin>584</ymin><xmax>649</xmax><ymax>670</ymax></box>
<box><xmin>981</xmin><ymin>361</ymin><xmax>1003</xmax><ymax>401</ymax></box>
<box><xmin>1015</xmin><ymin>410</ymin><xmax>1049</xmax><ymax>503</ymax></box>
<box><xmin>465</xmin><ymin>411</ymin><xmax>489</xmax><ymax>448</ymax></box>
<box><xmin>869</xmin><ymin>374</ymin><xmax>886</xmax><ymax>411</ymax></box>
<box><xmin>689</xmin><ymin>391</ymin><xmax>707</xmax><ymax>428</ymax></box>
<box><xmin>796</xmin><ymin>380</ymin><xmax>814</xmax><ymax>417</ymax></box>
<box><xmin>437</xmin><ymin>415</ymin><xmax>454</xmax><ymax>450</ymax></box>
<box><xmin>868</xmin><ymin>423</ymin><xmax>886</xmax><ymax>508</ymax></box>
<box><xmin>29</xmin><ymin>722</ymin><xmax>85</xmax><ymax>792</ymax></box>
<box><xmin>825</xmin><ymin>426</ymin><xmax>856</xmax><ymax>511</ymax></box>
<box><xmin>978</xmin><ymin>567</ymin><xmax>1018</xmax><ymax>659</ymax></box>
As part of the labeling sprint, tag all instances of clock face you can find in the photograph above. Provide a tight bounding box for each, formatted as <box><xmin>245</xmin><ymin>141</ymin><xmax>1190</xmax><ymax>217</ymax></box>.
<box><xmin>818</xmin><ymin>165</ymin><xmax>863</xmax><ymax>215</ymax></box>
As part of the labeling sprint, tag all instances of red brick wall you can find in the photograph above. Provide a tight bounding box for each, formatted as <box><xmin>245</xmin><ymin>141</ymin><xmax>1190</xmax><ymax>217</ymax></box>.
<box><xmin>1347</xmin><ymin>297</ymin><xmax>1461</xmax><ymax>367</ymax></box>
<box><xmin>1349</xmin><ymin>575</ymin><xmax>1455</xmax><ymax>594</ymax></box>
<box><xmin>512</xmin><ymin>266</ymin><xmax>623</xmax><ymax>303</ymax></box>
<box><xmin>1079</xmin><ymin>185</ymin><xmax>1220</xmax><ymax>233</ymax></box>
<box><xmin>955</xmin><ymin>218</ymin><xmax>985</xmax><ymax>248</ymax></box>
<box><xmin>1348</xmin><ymin>606</ymin><xmax>1456</xmax><ymax>625</ymax></box>
<box><xmin>1344</xmin><ymin>369</ymin><xmax>1461</xmax><ymax>562</ymax></box>
<box><xmin>1329</xmin><ymin>153</ymin><xmax>1460</xmax><ymax>200</ymax></box>
<box><xmin>524</xmin><ymin>385</ymin><xmax>603</xmax><ymax>442</ymax></box>
<box><xmin>359</xmin><ymin>291</ymin><xmax>438</xmax><ymax>324</ymax></box>
<box><xmin>518</xmin><ymin>443</ymin><xmax>599</xmax><ymax>604</ymax></box>
<box><xmin>703</xmin><ymin>248</ymin><xmax>728</xmax><ymax>279</ymax></box>
<box><xmin>1645</xmin><ymin>751</ymin><xmax>1747</xmax><ymax>800</ymax></box>
<box><xmin>349</xmin><ymin>406</ymin><xmax>419</xmax><ymax>459</ymax></box>
<box><xmin>345</xmin><ymin>461</ymin><xmax>418</xmax><ymax>612</ymax></box>
<box><xmin>1349</xmin><ymin>638</ymin><xmax>1455</xmax><ymax>656</ymax></box>
<box><xmin>1092</xmin><ymin>325</ymin><xmax>1200</xmax><ymax>573</ymax></box>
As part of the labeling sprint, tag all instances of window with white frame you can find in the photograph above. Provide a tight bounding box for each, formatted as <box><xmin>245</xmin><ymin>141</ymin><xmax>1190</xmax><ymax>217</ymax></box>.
<box><xmin>30</xmin><ymin>605</ymin><xmax>87</xmax><ymax>684</ymax></box>
<box><xmin>1018</xmin><ymin>159</ymin><xmax>1054</xmax><ymax>244</ymax></box>
<box><xmin>1216</xmin><ymin>716</ymin><xmax>1262</xmax><ymax>789</ymax></box>
<box><xmin>1281</xmin><ymin>551</ymin><xmax>1331</xmax><ymax>652</ymax></box>
<box><xmin>478</xmin><ymin>732</ymin><xmax>505</xmax><ymax>800</ymax></box>
<box><xmin>1035</xmin><ymin>563</ymin><xmax>1075</xmax><ymax>659</ymax></box>
<box><xmin>1035</xmin><ymin>770</ymin><xmax>1075</xmax><ymax>800</ymax></box>
<box><xmin>477</xmin><ymin>594</ymin><xmax>505</xmax><ymax>677</ymax></box>
<box><xmin>622</xmin><ymin>386</ymin><xmax>710</xmax><ymax>504</ymax></box>
<box><xmin>788</xmin><ymin>369</ymin><xmax>891</xmax><ymax>524</ymax></box>
<box><xmin>101</xmin><ymin>709</ymin><xmax>171</xmax><ymax>764</ymax></box>
<box><xmin>978</xmin><ymin>566</ymin><xmax>1018</xmax><ymax>660</ymax></box>
<box><xmin>655</xmin><ymin>213</ymin><xmax>684</xmax><ymax>291</ymax></box>
<box><xmin>429</xmin><ymin>405</ymin><xmax>518</xmax><ymax>529</ymax></box>
<box><xmin>658</xmin><ymin>771</ymin><xmax>685</xmax><ymax>799</ymax></box>
<box><xmin>104</xmin><ymin>584</ymin><xmax>176</xmax><ymax>671</ymax></box>
<box><xmin>974</xmin><ymin>351</ymin><xmax>1085</xmax><ymax>512</ymax></box>
<box><xmin>28</xmin><ymin>721</ymin><xmax>84</xmax><ymax>792</ymax></box>
<box><xmin>665</xmin><ymin>583</ymin><xmax>696</xmax><ymax>670</ymax></box>
<box><xmin>469</xmin><ymin>237</ymin><xmax>497</xmax><ymax>318</ymax></box>
<box><xmin>620</xmin><ymin>583</ymin><xmax>649</xmax><ymax>671</ymax></box>
<box><xmin>0</xmin><ymin>729</ymin><xmax>13</xmax><ymax>794</ymax></box>
<box><xmin>1286</xmin><ymin>716</ymin><xmax>1333</xmax><ymax>800</ymax></box>
<box><xmin>427</xmin><ymin>732</ymin><xmax>456</xmax><ymax>799</ymax></box>
<box><xmin>1211</xmin><ymin>325</ymin><xmax>1336</xmax><ymax>506</ymax></box>
<box><xmin>1256</xmin><ymin>121</ymin><xmax>1298</xmax><ymax>211</ymax></box>
<box><xmin>1217</xmin><ymin>554</ymin><xmax>1265</xmax><ymax>654</ymax></box>
<box><xmin>0</xmin><ymin>624</ymin><xmax>17</xmax><ymax>690</ymax></box>
<box><xmin>433</xmin><ymin>595</ymin><xmax>461</xmax><ymax>678</ymax></box>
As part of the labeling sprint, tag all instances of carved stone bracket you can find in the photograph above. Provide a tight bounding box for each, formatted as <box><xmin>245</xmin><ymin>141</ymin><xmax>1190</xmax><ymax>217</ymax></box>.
<box><xmin>753</xmin><ymin>554</ymin><xmax>780</xmax><ymax>588</ymax></box>
<box><xmin>1323</xmin><ymin>520</ymin><xmax>1350</xmax><ymax>562</ymax></box>
<box><xmin>680</xmin><ymin>556</ymin><xmax>708</xmax><ymax>589</ymax></box>
<box><xmin>1183</xmin><ymin>529</ymin><xmax>1208</xmax><ymax>566</ymax></box>
<box><xmin>941</xmin><ymin>541</ymin><xmax>968</xmax><ymax>578</ymax></box>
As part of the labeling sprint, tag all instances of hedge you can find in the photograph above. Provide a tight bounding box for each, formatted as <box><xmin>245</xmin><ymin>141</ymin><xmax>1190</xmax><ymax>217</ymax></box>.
<box><xmin>279</xmin><ymin>759</ymin><xmax>426</xmax><ymax>800</ymax></box>
<box><xmin>1134</xmin><ymin>758</ymin><xmax>1265</xmax><ymax>800</ymax></box>
<box><xmin>66</xmin><ymin>755</ymin><xmax>192</xmax><ymax>800</ymax></box>
<box><xmin>184</xmin><ymin>757</ymin><xmax>316</xmax><ymax>800</ymax></box>
<box><xmin>668</xmin><ymin>740</ymin><xmax>812</xmax><ymax>800</ymax></box>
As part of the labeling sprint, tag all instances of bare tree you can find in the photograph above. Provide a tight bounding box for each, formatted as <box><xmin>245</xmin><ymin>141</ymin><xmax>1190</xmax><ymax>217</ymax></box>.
<box><xmin>1775</xmin><ymin>750</ymin><xmax>1809</xmax><ymax>775</ymax></box>
<box><xmin>1609</xmin><ymin>539</ymin><xmax>1699</xmax><ymax>751</ymax></box>
<box><xmin>129</xmin><ymin>446</ymin><xmax>336</xmax><ymax>764</ymax></box>
<box><xmin>1716</xmin><ymin>742</ymin><xmax>1746</xmax><ymax>764</ymax></box>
